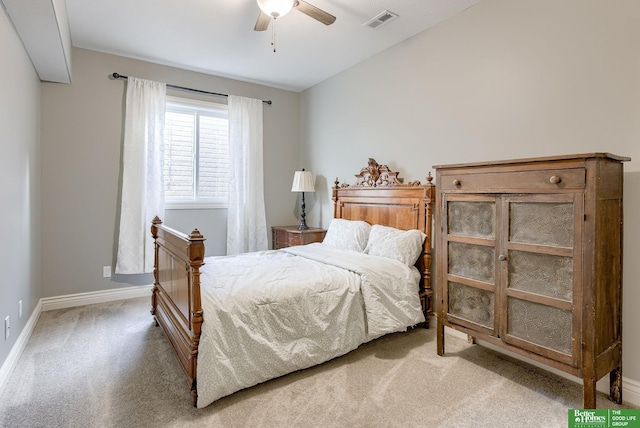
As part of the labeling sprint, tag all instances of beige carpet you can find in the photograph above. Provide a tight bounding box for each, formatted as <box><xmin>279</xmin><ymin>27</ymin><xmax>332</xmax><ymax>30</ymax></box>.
<box><xmin>0</xmin><ymin>297</ymin><xmax>630</xmax><ymax>428</ymax></box>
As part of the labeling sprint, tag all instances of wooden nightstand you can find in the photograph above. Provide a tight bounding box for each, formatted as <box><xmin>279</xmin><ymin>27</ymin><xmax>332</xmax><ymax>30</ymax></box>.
<box><xmin>271</xmin><ymin>226</ymin><xmax>327</xmax><ymax>249</ymax></box>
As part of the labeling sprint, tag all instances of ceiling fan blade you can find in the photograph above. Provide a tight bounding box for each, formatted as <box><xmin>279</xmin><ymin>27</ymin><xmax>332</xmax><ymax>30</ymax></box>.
<box><xmin>254</xmin><ymin>11</ymin><xmax>271</xmax><ymax>31</ymax></box>
<box><xmin>295</xmin><ymin>0</ymin><xmax>336</xmax><ymax>26</ymax></box>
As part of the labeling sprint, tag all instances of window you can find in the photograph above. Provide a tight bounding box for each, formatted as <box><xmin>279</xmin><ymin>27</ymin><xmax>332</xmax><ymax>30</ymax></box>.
<box><xmin>163</xmin><ymin>97</ymin><xmax>229</xmax><ymax>209</ymax></box>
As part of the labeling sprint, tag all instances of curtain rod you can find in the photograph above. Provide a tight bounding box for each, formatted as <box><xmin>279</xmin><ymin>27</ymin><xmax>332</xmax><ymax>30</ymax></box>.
<box><xmin>110</xmin><ymin>73</ymin><xmax>272</xmax><ymax>105</ymax></box>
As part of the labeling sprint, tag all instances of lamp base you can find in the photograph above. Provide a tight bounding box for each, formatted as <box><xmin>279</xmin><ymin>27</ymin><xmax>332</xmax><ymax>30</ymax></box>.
<box><xmin>298</xmin><ymin>191</ymin><xmax>309</xmax><ymax>230</ymax></box>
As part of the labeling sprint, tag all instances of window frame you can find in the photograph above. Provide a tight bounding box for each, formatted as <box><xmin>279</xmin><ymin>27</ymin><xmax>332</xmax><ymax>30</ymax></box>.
<box><xmin>163</xmin><ymin>96</ymin><xmax>229</xmax><ymax>210</ymax></box>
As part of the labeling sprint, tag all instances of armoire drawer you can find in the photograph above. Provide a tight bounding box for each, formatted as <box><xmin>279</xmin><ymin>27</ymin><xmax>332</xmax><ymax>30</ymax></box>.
<box><xmin>439</xmin><ymin>168</ymin><xmax>585</xmax><ymax>193</ymax></box>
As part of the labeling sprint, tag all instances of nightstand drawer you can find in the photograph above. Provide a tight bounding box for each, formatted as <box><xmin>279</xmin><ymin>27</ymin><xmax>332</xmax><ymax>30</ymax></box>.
<box><xmin>272</xmin><ymin>226</ymin><xmax>327</xmax><ymax>249</ymax></box>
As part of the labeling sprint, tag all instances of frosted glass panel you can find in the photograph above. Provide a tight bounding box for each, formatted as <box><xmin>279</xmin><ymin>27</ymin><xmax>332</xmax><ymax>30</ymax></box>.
<box><xmin>448</xmin><ymin>242</ymin><xmax>495</xmax><ymax>283</ymax></box>
<box><xmin>448</xmin><ymin>201</ymin><xmax>495</xmax><ymax>238</ymax></box>
<box><xmin>448</xmin><ymin>282</ymin><xmax>494</xmax><ymax>328</ymax></box>
<box><xmin>508</xmin><ymin>298</ymin><xmax>572</xmax><ymax>355</ymax></box>
<box><xmin>510</xmin><ymin>202</ymin><xmax>573</xmax><ymax>247</ymax></box>
<box><xmin>508</xmin><ymin>250</ymin><xmax>573</xmax><ymax>301</ymax></box>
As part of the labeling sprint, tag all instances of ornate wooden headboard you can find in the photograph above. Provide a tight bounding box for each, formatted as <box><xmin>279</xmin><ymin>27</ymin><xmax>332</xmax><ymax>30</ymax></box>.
<box><xmin>332</xmin><ymin>159</ymin><xmax>436</xmax><ymax>326</ymax></box>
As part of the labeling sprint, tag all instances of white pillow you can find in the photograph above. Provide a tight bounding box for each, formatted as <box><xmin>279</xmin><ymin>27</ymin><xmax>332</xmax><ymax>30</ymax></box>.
<box><xmin>322</xmin><ymin>219</ymin><xmax>371</xmax><ymax>252</ymax></box>
<box><xmin>364</xmin><ymin>224</ymin><xmax>427</xmax><ymax>265</ymax></box>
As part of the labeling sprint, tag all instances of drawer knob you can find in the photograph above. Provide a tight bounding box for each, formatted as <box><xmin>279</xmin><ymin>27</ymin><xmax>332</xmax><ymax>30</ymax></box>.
<box><xmin>549</xmin><ymin>175</ymin><xmax>562</xmax><ymax>184</ymax></box>
<box><xmin>452</xmin><ymin>179</ymin><xmax>461</xmax><ymax>186</ymax></box>
<box><xmin>498</xmin><ymin>254</ymin><xmax>507</xmax><ymax>261</ymax></box>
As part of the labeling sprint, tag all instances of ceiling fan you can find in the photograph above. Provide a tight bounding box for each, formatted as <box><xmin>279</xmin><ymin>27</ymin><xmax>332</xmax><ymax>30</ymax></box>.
<box><xmin>254</xmin><ymin>0</ymin><xmax>336</xmax><ymax>32</ymax></box>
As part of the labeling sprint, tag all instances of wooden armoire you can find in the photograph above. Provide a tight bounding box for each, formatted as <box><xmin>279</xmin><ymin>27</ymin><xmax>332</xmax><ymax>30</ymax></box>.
<box><xmin>434</xmin><ymin>153</ymin><xmax>629</xmax><ymax>409</ymax></box>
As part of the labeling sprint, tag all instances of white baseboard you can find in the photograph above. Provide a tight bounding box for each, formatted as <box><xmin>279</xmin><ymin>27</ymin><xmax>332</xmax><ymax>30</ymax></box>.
<box><xmin>0</xmin><ymin>284</ymin><xmax>153</xmax><ymax>395</ymax></box>
<box><xmin>0</xmin><ymin>299</ymin><xmax>42</xmax><ymax>394</ymax></box>
<box><xmin>624</xmin><ymin>377</ymin><xmax>640</xmax><ymax>408</ymax></box>
<box><xmin>445</xmin><ymin>327</ymin><xmax>640</xmax><ymax>408</ymax></box>
<box><xmin>41</xmin><ymin>284</ymin><xmax>153</xmax><ymax>311</ymax></box>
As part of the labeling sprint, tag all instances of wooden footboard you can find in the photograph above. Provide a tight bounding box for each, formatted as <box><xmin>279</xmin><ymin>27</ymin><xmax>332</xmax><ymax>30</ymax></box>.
<box><xmin>150</xmin><ymin>217</ymin><xmax>205</xmax><ymax>406</ymax></box>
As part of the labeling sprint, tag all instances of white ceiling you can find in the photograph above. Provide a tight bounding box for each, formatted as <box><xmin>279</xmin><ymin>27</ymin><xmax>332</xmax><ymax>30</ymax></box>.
<box><xmin>66</xmin><ymin>0</ymin><xmax>481</xmax><ymax>91</ymax></box>
<box><xmin>7</xmin><ymin>0</ymin><xmax>482</xmax><ymax>92</ymax></box>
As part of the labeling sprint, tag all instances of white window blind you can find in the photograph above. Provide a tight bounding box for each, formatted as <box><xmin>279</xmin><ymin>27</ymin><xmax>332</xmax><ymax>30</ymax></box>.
<box><xmin>163</xmin><ymin>97</ymin><xmax>229</xmax><ymax>208</ymax></box>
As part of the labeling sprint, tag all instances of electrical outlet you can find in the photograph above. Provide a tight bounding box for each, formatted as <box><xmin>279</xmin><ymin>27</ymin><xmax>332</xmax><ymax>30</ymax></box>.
<box><xmin>103</xmin><ymin>266</ymin><xmax>111</xmax><ymax>278</ymax></box>
<box><xmin>19</xmin><ymin>300</ymin><xmax>22</xmax><ymax>319</ymax></box>
<box><xmin>4</xmin><ymin>316</ymin><xmax>9</xmax><ymax>340</ymax></box>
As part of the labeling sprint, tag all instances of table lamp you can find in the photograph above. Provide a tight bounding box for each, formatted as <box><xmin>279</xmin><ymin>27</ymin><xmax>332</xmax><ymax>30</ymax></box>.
<box><xmin>291</xmin><ymin>168</ymin><xmax>315</xmax><ymax>230</ymax></box>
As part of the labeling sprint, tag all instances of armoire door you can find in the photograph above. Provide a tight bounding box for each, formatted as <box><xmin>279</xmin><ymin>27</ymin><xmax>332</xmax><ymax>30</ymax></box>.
<box><xmin>441</xmin><ymin>194</ymin><xmax>499</xmax><ymax>336</ymax></box>
<box><xmin>499</xmin><ymin>193</ymin><xmax>583</xmax><ymax>367</ymax></box>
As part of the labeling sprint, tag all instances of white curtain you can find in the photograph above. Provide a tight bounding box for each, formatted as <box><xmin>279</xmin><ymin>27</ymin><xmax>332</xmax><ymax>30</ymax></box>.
<box><xmin>115</xmin><ymin>77</ymin><xmax>166</xmax><ymax>274</ymax></box>
<box><xmin>226</xmin><ymin>95</ymin><xmax>268</xmax><ymax>255</ymax></box>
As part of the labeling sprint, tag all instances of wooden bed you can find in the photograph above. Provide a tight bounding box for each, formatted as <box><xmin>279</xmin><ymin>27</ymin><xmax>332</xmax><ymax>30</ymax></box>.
<box><xmin>150</xmin><ymin>159</ymin><xmax>435</xmax><ymax>406</ymax></box>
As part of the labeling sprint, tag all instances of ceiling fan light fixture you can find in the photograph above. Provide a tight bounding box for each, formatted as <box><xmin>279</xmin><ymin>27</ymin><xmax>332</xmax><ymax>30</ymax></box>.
<box><xmin>257</xmin><ymin>0</ymin><xmax>295</xmax><ymax>18</ymax></box>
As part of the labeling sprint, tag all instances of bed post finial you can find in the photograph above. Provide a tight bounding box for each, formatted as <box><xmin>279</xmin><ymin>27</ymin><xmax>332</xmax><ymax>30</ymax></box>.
<box><xmin>189</xmin><ymin>229</ymin><xmax>204</xmax><ymax>240</ymax></box>
<box><xmin>426</xmin><ymin>171</ymin><xmax>433</xmax><ymax>184</ymax></box>
<box><xmin>151</xmin><ymin>217</ymin><xmax>162</xmax><ymax>240</ymax></box>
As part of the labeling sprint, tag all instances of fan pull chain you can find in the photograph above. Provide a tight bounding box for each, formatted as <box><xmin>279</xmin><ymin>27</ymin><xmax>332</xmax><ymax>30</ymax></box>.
<box><xmin>271</xmin><ymin>18</ymin><xmax>277</xmax><ymax>52</ymax></box>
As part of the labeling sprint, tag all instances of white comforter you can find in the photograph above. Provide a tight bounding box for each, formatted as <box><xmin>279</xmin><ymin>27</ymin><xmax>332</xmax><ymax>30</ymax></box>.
<box><xmin>196</xmin><ymin>243</ymin><xmax>424</xmax><ymax>408</ymax></box>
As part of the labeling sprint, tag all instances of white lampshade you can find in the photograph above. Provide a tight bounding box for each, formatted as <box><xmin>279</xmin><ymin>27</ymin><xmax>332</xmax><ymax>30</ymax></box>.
<box><xmin>257</xmin><ymin>0</ymin><xmax>295</xmax><ymax>18</ymax></box>
<box><xmin>291</xmin><ymin>170</ymin><xmax>315</xmax><ymax>192</ymax></box>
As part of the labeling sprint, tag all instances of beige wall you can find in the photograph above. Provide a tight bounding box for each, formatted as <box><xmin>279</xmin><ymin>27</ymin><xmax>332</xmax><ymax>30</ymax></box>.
<box><xmin>0</xmin><ymin>6</ymin><xmax>42</xmax><ymax>366</ymax></box>
<box><xmin>40</xmin><ymin>48</ymin><xmax>302</xmax><ymax>296</ymax></box>
<box><xmin>301</xmin><ymin>0</ymin><xmax>640</xmax><ymax>397</ymax></box>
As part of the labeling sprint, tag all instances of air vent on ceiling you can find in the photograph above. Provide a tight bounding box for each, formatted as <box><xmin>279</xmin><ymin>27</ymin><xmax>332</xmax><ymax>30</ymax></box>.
<box><xmin>363</xmin><ymin>10</ymin><xmax>399</xmax><ymax>29</ymax></box>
